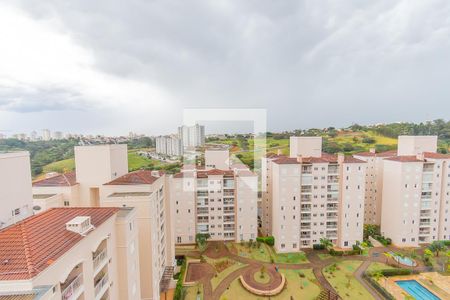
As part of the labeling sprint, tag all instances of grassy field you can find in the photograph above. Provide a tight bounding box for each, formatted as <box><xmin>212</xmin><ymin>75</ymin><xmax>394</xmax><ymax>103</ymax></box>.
<box><xmin>366</xmin><ymin>262</ymin><xmax>398</xmax><ymax>273</ymax></box>
<box><xmin>38</xmin><ymin>150</ymin><xmax>173</xmax><ymax>178</ymax></box>
<box><xmin>42</xmin><ymin>158</ymin><xmax>75</xmax><ymax>174</ymax></box>
<box><xmin>219</xmin><ymin>268</ymin><xmax>321</xmax><ymax>300</ymax></box>
<box><xmin>210</xmin><ymin>259</ymin><xmax>247</xmax><ymax>291</ymax></box>
<box><xmin>185</xmin><ymin>283</ymin><xmax>203</xmax><ymax>300</ymax></box>
<box><xmin>323</xmin><ymin>260</ymin><xmax>374</xmax><ymax>300</ymax></box>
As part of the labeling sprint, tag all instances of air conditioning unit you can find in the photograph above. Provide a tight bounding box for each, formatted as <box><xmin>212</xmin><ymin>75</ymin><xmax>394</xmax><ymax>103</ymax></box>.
<box><xmin>66</xmin><ymin>216</ymin><xmax>94</xmax><ymax>236</ymax></box>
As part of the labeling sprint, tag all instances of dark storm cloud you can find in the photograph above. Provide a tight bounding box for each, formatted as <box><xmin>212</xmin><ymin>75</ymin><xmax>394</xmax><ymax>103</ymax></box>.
<box><xmin>2</xmin><ymin>0</ymin><xmax>450</xmax><ymax>133</ymax></box>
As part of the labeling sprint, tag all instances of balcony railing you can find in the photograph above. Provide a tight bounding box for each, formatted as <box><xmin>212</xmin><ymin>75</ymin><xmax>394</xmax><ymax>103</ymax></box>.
<box><xmin>197</xmin><ymin>208</ymin><xmax>209</xmax><ymax>215</ymax></box>
<box><xmin>301</xmin><ymin>206</ymin><xmax>311</xmax><ymax>212</ymax></box>
<box><xmin>327</xmin><ymin>176</ymin><xmax>339</xmax><ymax>183</ymax></box>
<box><xmin>93</xmin><ymin>249</ymin><xmax>107</xmax><ymax>273</ymax></box>
<box><xmin>423</xmin><ymin>164</ymin><xmax>434</xmax><ymax>173</ymax></box>
<box><xmin>301</xmin><ymin>186</ymin><xmax>312</xmax><ymax>193</ymax></box>
<box><xmin>326</xmin><ymin>205</ymin><xmax>338</xmax><ymax>211</ymax></box>
<box><xmin>223</xmin><ymin>191</ymin><xmax>235</xmax><ymax>197</ymax></box>
<box><xmin>62</xmin><ymin>273</ymin><xmax>83</xmax><ymax>300</ymax></box>
<box><xmin>224</xmin><ymin>225</ymin><xmax>235</xmax><ymax>231</ymax></box>
<box><xmin>328</xmin><ymin>166</ymin><xmax>339</xmax><ymax>174</ymax></box>
<box><xmin>94</xmin><ymin>273</ymin><xmax>109</xmax><ymax>298</ymax></box>
<box><xmin>301</xmin><ymin>195</ymin><xmax>311</xmax><ymax>202</ymax></box>
<box><xmin>223</xmin><ymin>208</ymin><xmax>235</xmax><ymax>214</ymax></box>
<box><xmin>327</xmin><ymin>185</ymin><xmax>339</xmax><ymax>193</ymax></box>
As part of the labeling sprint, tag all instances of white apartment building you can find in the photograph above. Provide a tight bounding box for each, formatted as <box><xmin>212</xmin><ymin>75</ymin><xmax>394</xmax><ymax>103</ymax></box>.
<box><xmin>156</xmin><ymin>135</ymin><xmax>183</xmax><ymax>156</ymax></box>
<box><xmin>42</xmin><ymin>129</ymin><xmax>51</xmax><ymax>141</ymax></box>
<box><xmin>178</xmin><ymin>124</ymin><xmax>205</xmax><ymax>148</ymax></box>
<box><xmin>100</xmin><ymin>170</ymin><xmax>175</xmax><ymax>300</ymax></box>
<box><xmin>75</xmin><ymin>144</ymin><xmax>128</xmax><ymax>206</ymax></box>
<box><xmin>32</xmin><ymin>171</ymin><xmax>80</xmax><ymax>213</ymax></box>
<box><xmin>0</xmin><ymin>152</ymin><xmax>33</xmax><ymax>229</ymax></box>
<box><xmin>262</xmin><ymin>137</ymin><xmax>366</xmax><ymax>252</ymax></box>
<box><xmin>0</xmin><ymin>207</ymin><xmax>141</xmax><ymax>300</ymax></box>
<box><xmin>170</xmin><ymin>149</ymin><xmax>258</xmax><ymax>244</ymax></box>
<box><xmin>378</xmin><ymin>136</ymin><xmax>450</xmax><ymax>247</ymax></box>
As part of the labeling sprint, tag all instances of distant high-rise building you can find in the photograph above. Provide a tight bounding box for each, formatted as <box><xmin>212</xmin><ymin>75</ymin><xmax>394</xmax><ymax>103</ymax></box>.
<box><xmin>30</xmin><ymin>130</ymin><xmax>38</xmax><ymax>141</ymax></box>
<box><xmin>178</xmin><ymin>124</ymin><xmax>205</xmax><ymax>148</ymax></box>
<box><xmin>42</xmin><ymin>129</ymin><xmax>51</xmax><ymax>141</ymax></box>
<box><xmin>53</xmin><ymin>131</ymin><xmax>63</xmax><ymax>140</ymax></box>
<box><xmin>156</xmin><ymin>135</ymin><xmax>183</xmax><ymax>156</ymax></box>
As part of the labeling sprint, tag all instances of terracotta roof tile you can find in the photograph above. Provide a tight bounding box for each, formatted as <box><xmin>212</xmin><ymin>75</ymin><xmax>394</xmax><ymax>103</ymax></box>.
<box><xmin>32</xmin><ymin>172</ymin><xmax>77</xmax><ymax>187</ymax></box>
<box><xmin>343</xmin><ymin>156</ymin><xmax>367</xmax><ymax>164</ymax></box>
<box><xmin>354</xmin><ymin>150</ymin><xmax>397</xmax><ymax>158</ymax></box>
<box><xmin>0</xmin><ymin>207</ymin><xmax>119</xmax><ymax>280</ymax></box>
<box><xmin>104</xmin><ymin>170</ymin><xmax>164</xmax><ymax>185</ymax></box>
<box><xmin>384</xmin><ymin>156</ymin><xmax>423</xmax><ymax>162</ymax></box>
<box><xmin>196</xmin><ymin>169</ymin><xmax>234</xmax><ymax>178</ymax></box>
<box><xmin>423</xmin><ymin>152</ymin><xmax>450</xmax><ymax>159</ymax></box>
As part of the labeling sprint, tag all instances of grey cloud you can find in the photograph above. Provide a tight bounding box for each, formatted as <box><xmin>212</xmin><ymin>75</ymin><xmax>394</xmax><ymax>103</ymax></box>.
<box><xmin>0</xmin><ymin>84</ymin><xmax>88</xmax><ymax>112</ymax></box>
<box><xmin>4</xmin><ymin>0</ymin><xmax>450</xmax><ymax>132</ymax></box>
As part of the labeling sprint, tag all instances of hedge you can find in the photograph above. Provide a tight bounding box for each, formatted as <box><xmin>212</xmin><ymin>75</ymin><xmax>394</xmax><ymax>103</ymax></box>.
<box><xmin>173</xmin><ymin>259</ymin><xmax>187</xmax><ymax>300</ymax></box>
<box><xmin>256</xmin><ymin>236</ymin><xmax>275</xmax><ymax>246</ymax></box>
<box><xmin>313</xmin><ymin>244</ymin><xmax>325</xmax><ymax>250</ymax></box>
<box><xmin>329</xmin><ymin>248</ymin><xmax>360</xmax><ymax>256</ymax></box>
<box><xmin>366</xmin><ymin>268</ymin><xmax>413</xmax><ymax>277</ymax></box>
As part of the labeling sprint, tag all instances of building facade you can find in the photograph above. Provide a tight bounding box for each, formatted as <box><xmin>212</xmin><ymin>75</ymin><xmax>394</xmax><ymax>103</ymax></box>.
<box><xmin>100</xmin><ymin>170</ymin><xmax>175</xmax><ymax>300</ymax></box>
<box><xmin>0</xmin><ymin>151</ymin><xmax>33</xmax><ymax>229</ymax></box>
<box><xmin>178</xmin><ymin>124</ymin><xmax>205</xmax><ymax>148</ymax></box>
<box><xmin>0</xmin><ymin>207</ymin><xmax>140</xmax><ymax>300</ymax></box>
<box><xmin>262</xmin><ymin>137</ymin><xmax>366</xmax><ymax>252</ymax></box>
<box><xmin>170</xmin><ymin>150</ymin><xmax>258</xmax><ymax>244</ymax></box>
<box><xmin>156</xmin><ymin>135</ymin><xmax>183</xmax><ymax>156</ymax></box>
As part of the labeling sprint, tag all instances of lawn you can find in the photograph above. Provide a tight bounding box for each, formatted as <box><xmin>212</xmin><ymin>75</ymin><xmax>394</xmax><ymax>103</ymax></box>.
<box><xmin>318</xmin><ymin>253</ymin><xmax>333</xmax><ymax>260</ymax></box>
<box><xmin>208</xmin><ymin>258</ymin><xmax>247</xmax><ymax>291</ymax></box>
<box><xmin>228</xmin><ymin>243</ymin><xmax>308</xmax><ymax>264</ymax></box>
<box><xmin>42</xmin><ymin>158</ymin><xmax>75</xmax><ymax>175</ymax></box>
<box><xmin>367</xmin><ymin>262</ymin><xmax>398</xmax><ymax>273</ymax></box>
<box><xmin>185</xmin><ymin>283</ymin><xmax>203</xmax><ymax>300</ymax></box>
<box><xmin>219</xmin><ymin>269</ymin><xmax>321</xmax><ymax>300</ymax></box>
<box><xmin>323</xmin><ymin>260</ymin><xmax>374</xmax><ymax>300</ymax></box>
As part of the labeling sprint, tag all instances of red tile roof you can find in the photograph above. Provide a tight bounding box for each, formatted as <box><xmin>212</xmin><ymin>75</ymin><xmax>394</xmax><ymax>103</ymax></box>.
<box><xmin>343</xmin><ymin>156</ymin><xmax>367</xmax><ymax>164</ymax></box>
<box><xmin>423</xmin><ymin>152</ymin><xmax>450</xmax><ymax>159</ymax></box>
<box><xmin>32</xmin><ymin>172</ymin><xmax>77</xmax><ymax>187</ymax></box>
<box><xmin>196</xmin><ymin>169</ymin><xmax>234</xmax><ymax>178</ymax></box>
<box><xmin>0</xmin><ymin>207</ymin><xmax>119</xmax><ymax>280</ymax></box>
<box><xmin>104</xmin><ymin>170</ymin><xmax>164</xmax><ymax>185</ymax></box>
<box><xmin>353</xmin><ymin>150</ymin><xmax>397</xmax><ymax>158</ymax></box>
<box><xmin>384</xmin><ymin>156</ymin><xmax>423</xmax><ymax>162</ymax></box>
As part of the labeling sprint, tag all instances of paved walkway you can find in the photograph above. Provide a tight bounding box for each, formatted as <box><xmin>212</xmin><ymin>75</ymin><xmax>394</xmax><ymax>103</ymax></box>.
<box><xmin>185</xmin><ymin>243</ymin><xmax>429</xmax><ymax>300</ymax></box>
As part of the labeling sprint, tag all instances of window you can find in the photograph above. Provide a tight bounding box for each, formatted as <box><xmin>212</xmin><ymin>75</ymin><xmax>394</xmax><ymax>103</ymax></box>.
<box><xmin>177</xmin><ymin>237</ymin><xmax>181</xmax><ymax>243</ymax></box>
<box><xmin>344</xmin><ymin>241</ymin><xmax>348</xmax><ymax>247</ymax></box>
<box><xmin>64</xmin><ymin>201</ymin><xmax>70</xmax><ymax>206</ymax></box>
<box><xmin>281</xmin><ymin>243</ymin><xmax>285</xmax><ymax>249</ymax></box>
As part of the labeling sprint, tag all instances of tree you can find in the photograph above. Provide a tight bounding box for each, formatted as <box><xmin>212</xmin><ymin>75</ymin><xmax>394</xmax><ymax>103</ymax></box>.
<box><xmin>195</xmin><ymin>233</ymin><xmax>211</xmax><ymax>251</ymax></box>
<box><xmin>320</xmin><ymin>238</ymin><xmax>333</xmax><ymax>250</ymax></box>
<box><xmin>428</xmin><ymin>241</ymin><xmax>447</xmax><ymax>257</ymax></box>
<box><xmin>372</xmin><ymin>270</ymin><xmax>385</xmax><ymax>288</ymax></box>
<box><xmin>260</xmin><ymin>265</ymin><xmax>266</xmax><ymax>279</ymax></box>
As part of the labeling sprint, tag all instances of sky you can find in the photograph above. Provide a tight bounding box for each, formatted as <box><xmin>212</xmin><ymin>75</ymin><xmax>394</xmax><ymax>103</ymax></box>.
<box><xmin>0</xmin><ymin>0</ymin><xmax>450</xmax><ymax>136</ymax></box>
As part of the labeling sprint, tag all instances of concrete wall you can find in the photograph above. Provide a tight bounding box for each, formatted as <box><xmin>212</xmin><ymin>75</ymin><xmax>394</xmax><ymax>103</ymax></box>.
<box><xmin>205</xmin><ymin>150</ymin><xmax>230</xmax><ymax>170</ymax></box>
<box><xmin>397</xmin><ymin>136</ymin><xmax>437</xmax><ymax>156</ymax></box>
<box><xmin>0</xmin><ymin>152</ymin><xmax>33</xmax><ymax>229</ymax></box>
<box><xmin>289</xmin><ymin>137</ymin><xmax>322</xmax><ymax>158</ymax></box>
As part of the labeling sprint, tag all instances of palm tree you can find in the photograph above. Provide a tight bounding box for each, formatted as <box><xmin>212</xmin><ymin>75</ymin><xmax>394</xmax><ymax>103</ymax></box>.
<box><xmin>320</xmin><ymin>238</ymin><xmax>333</xmax><ymax>250</ymax></box>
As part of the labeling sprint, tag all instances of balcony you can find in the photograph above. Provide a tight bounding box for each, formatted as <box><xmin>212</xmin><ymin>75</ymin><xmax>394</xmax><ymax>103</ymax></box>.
<box><xmin>223</xmin><ymin>179</ymin><xmax>235</xmax><ymax>189</ymax></box>
<box><xmin>328</xmin><ymin>165</ymin><xmax>339</xmax><ymax>174</ymax></box>
<box><xmin>224</xmin><ymin>225</ymin><xmax>235</xmax><ymax>231</ymax></box>
<box><xmin>326</xmin><ymin>222</ymin><xmax>338</xmax><ymax>229</ymax></box>
<box><xmin>301</xmin><ymin>214</ymin><xmax>311</xmax><ymax>221</ymax></box>
<box><xmin>223</xmin><ymin>191</ymin><xmax>235</xmax><ymax>197</ymax></box>
<box><xmin>197</xmin><ymin>208</ymin><xmax>209</xmax><ymax>215</ymax></box>
<box><xmin>326</xmin><ymin>233</ymin><xmax>338</xmax><ymax>239</ymax></box>
<box><xmin>197</xmin><ymin>199</ymin><xmax>209</xmax><ymax>206</ymax></box>
<box><xmin>421</xmin><ymin>192</ymin><xmax>432</xmax><ymax>200</ymax></box>
<box><xmin>301</xmin><ymin>205</ymin><xmax>311</xmax><ymax>212</ymax></box>
<box><xmin>422</xmin><ymin>183</ymin><xmax>433</xmax><ymax>191</ymax></box>
<box><xmin>61</xmin><ymin>273</ymin><xmax>83</xmax><ymax>300</ymax></box>
<box><xmin>326</xmin><ymin>204</ymin><xmax>338</xmax><ymax>211</ymax></box>
<box><xmin>197</xmin><ymin>217</ymin><xmax>209</xmax><ymax>223</ymax></box>
<box><xmin>327</xmin><ymin>185</ymin><xmax>339</xmax><ymax>193</ymax></box>
<box><xmin>196</xmin><ymin>191</ymin><xmax>208</xmax><ymax>197</ymax></box>
<box><xmin>302</xmin><ymin>166</ymin><xmax>312</xmax><ymax>174</ymax></box>
<box><xmin>301</xmin><ymin>195</ymin><xmax>312</xmax><ymax>202</ymax></box>
<box><xmin>423</xmin><ymin>164</ymin><xmax>434</xmax><ymax>173</ymax></box>
<box><xmin>300</xmin><ymin>234</ymin><xmax>311</xmax><ymax>239</ymax></box>
<box><xmin>94</xmin><ymin>273</ymin><xmax>109</xmax><ymax>300</ymax></box>
<box><xmin>223</xmin><ymin>198</ymin><xmax>234</xmax><ymax>205</ymax></box>
<box><xmin>301</xmin><ymin>186</ymin><xmax>312</xmax><ymax>193</ymax></box>
<box><xmin>223</xmin><ymin>208</ymin><xmax>235</xmax><ymax>214</ymax></box>
<box><xmin>327</xmin><ymin>213</ymin><xmax>338</xmax><ymax>219</ymax></box>
<box><xmin>223</xmin><ymin>216</ymin><xmax>235</xmax><ymax>222</ymax></box>
<box><xmin>300</xmin><ymin>223</ymin><xmax>311</xmax><ymax>230</ymax></box>
<box><xmin>327</xmin><ymin>175</ymin><xmax>339</xmax><ymax>183</ymax></box>
<box><xmin>327</xmin><ymin>195</ymin><xmax>338</xmax><ymax>202</ymax></box>
<box><xmin>419</xmin><ymin>229</ymin><xmax>431</xmax><ymax>236</ymax></box>
<box><xmin>93</xmin><ymin>248</ymin><xmax>108</xmax><ymax>275</ymax></box>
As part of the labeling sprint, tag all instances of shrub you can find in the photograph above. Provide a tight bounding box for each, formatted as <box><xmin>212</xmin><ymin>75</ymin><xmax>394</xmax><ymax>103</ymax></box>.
<box><xmin>313</xmin><ymin>244</ymin><xmax>325</xmax><ymax>250</ymax></box>
<box><xmin>173</xmin><ymin>260</ymin><xmax>187</xmax><ymax>300</ymax></box>
<box><xmin>329</xmin><ymin>248</ymin><xmax>360</xmax><ymax>256</ymax></box>
<box><xmin>366</xmin><ymin>268</ymin><xmax>413</xmax><ymax>277</ymax></box>
<box><xmin>256</xmin><ymin>236</ymin><xmax>275</xmax><ymax>246</ymax></box>
<box><xmin>363</xmin><ymin>273</ymin><xmax>395</xmax><ymax>300</ymax></box>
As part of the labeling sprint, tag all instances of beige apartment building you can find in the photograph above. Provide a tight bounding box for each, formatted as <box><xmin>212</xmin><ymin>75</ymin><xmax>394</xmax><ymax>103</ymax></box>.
<box><xmin>353</xmin><ymin>150</ymin><xmax>397</xmax><ymax>225</ymax></box>
<box><xmin>0</xmin><ymin>151</ymin><xmax>33</xmax><ymax>229</ymax></box>
<box><xmin>377</xmin><ymin>136</ymin><xmax>450</xmax><ymax>247</ymax></box>
<box><xmin>262</xmin><ymin>137</ymin><xmax>366</xmax><ymax>252</ymax></box>
<box><xmin>0</xmin><ymin>207</ymin><xmax>140</xmax><ymax>300</ymax></box>
<box><xmin>100</xmin><ymin>170</ymin><xmax>175</xmax><ymax>300</ymax></box>
<box><xmin>170</xmin><ymin>149</ymin><xmax>258</xmax><ymax>244</ymax></box>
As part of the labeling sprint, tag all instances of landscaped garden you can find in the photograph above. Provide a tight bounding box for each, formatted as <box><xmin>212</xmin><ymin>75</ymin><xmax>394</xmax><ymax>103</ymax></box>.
<box><xmin>184</xmin><ymin>283</ymin><xmax>203</xmax><ymax>300</ymax></box>
<box><xmin>219</xmin><ymin>268</ymin><xmax>321</xmax><ymax>300</ymax></box>
<box><xmin>323</xmin><ymin>260</ymin><xmax>375</xmax><ymax>300</ymax></box>
<box><xmin>226</xmin><ymin>241</ymin><xmax>308</xmax><ymax>264</ymax></box>
<box><xmin>208</xmin><ymin>257</ymin><xmax>247</xmax><ymax>290</ymax></box>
